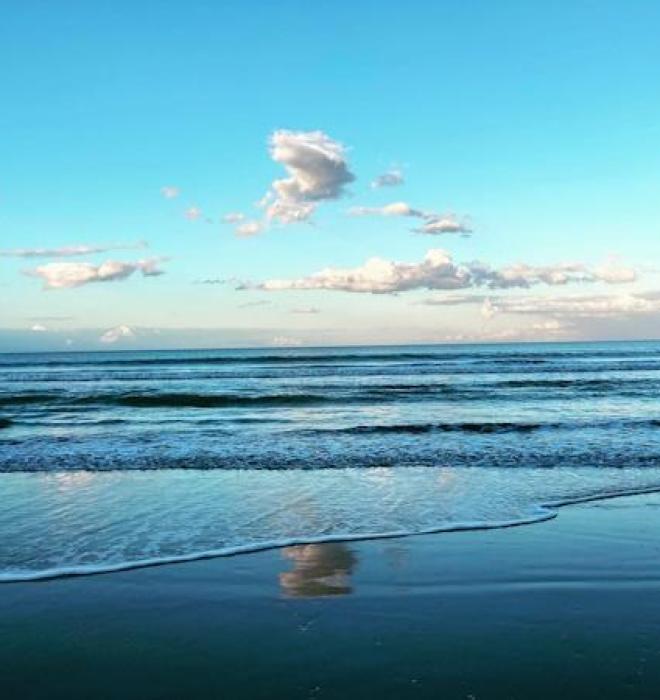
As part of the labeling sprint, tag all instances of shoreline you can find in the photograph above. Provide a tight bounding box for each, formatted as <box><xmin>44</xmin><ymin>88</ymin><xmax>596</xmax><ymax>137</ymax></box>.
<box><xmin>5</xmin><ymin>491</ymin><xmax>660</xmax><ymax>697</ymax></box>
<box><xmin>6</xmin><ymin>481</ymin><xmax>660</xmax><ymax>584</ymax></box>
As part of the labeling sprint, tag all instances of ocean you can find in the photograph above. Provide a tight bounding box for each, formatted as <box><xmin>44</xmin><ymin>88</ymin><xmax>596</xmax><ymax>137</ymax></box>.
<box><xmin>2</xmin><ymin>340</ymin><xmax>660</xmax><ymax>581</ymax></box>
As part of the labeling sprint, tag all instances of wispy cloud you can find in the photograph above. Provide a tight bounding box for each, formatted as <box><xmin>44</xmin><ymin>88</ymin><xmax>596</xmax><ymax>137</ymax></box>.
<box><xmin>222</xmin><ymin>212</ymin><xmax>246</xmax><ymax>224</ymax></box>
<box><xmin>194</xmin><ymin>278</ymin><xmax>228</xmax><ymax>285</ymax></box>
<box><xmin>25</xmin><ymin>258</ymin><xmax>167</xmax><ymax>289</ymax></box>
<box><xmin>371</xmin><ymin>169</ymin><xmax>404</xmax><ymax>189</ymax></box>
<box><xmin>235</xmin><ymin>220</ymin><xmax>264</xmax><ymax>237</ymax></box>
<box><xmin>160</xmin><ymin>186</ymin><xmax>180</xmax><ymax>199</ymax></box>
<box><xmin>414</xmin><ymin>214</ymin><xmax>472</xmax><ymax>236</ymax></box>
<box><xmin>271</xmin><ymin>335</ymin><xmax>303</xmax><ymax>347</ymax></box>
<box><xmin>27</xmin><ymin>315</ymin><xmax>74</xmax><ymax>322</ymax></box>
<box><xmin>484</xmin><ymin>292</ymin><xmax>660</xmax><ymax>319</ymax></box>
<box><xmin>468</xmin><ymin>260</ymin><xmax>637</xmax><ymax>289</ymax></box>
<box><xmin>348</xmin><ymin>202</ymin><xmax>425</xmax><ymax>218</ymax></box>
<box><xmin>441</xmin><ymin>319</ymin><xmax>572</xmax><ymax>343</ymax></box>
<box><xmin>419</xmin><ymin>289</ymin><xmax>660</xmax><ymax>321</ymax></box>
<box><xmin>99</xmin><ymin>325</ymin><xmax>135</xmax><ymax>344</ymax></box>
<box><xmin>348</xmin><ymin>202</ymin><xmax>472</xmax><ymax>235</ymax></box>
<box><xmin>238</xmin><ymin>300</ymin><xmax>272</xmax><ymax>308</ymax></box>
<box><xmin>0</xmin><ymin>241</ymin><xmax>147</xmax><ymax>258</ymax></box>
<box><xmin>185</xmin><ymin>206</ymin><xmax>203</xmax><ymax>221</ymax></box>
<box><xmin>414</xmin><ymin>293</ymin><xmax>491</xmax><ymax>307</ymax></box>
<box><xmin>291</xmin><ymin>306</ymin><xmax>321</xmax><ymax>314</ymax></box>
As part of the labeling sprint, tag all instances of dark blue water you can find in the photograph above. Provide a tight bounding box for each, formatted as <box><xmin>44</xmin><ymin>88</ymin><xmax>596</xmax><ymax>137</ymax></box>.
<box><xmin>3</xmin><ymin>341</ymin><xmax>660</xmax><ymax>472</ymax></box>
<box><xmin>2</xmin><ymin>341</ymin><xmax>660</xmax><ymax>580</ymax></box>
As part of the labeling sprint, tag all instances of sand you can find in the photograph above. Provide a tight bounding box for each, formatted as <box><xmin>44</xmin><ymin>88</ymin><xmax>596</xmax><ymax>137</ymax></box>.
<box><xmin>4</xmin><ymin>492</ymin><xmax>660</xmax><ymax>698</ymax></box>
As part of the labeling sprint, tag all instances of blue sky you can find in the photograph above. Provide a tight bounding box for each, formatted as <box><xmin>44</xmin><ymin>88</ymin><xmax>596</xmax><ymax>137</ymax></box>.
<box><xmin>2</xmin><ymin>0</ymin><xmax>660</xmax><ymax>350</ymax></box>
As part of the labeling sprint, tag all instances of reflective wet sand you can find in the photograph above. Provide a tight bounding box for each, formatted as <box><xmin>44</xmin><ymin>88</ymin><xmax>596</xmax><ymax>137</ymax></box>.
<box><xmin>4</xmin><ymin>492</ymin><xmax>660</xmax><ymax>698</ymax></box>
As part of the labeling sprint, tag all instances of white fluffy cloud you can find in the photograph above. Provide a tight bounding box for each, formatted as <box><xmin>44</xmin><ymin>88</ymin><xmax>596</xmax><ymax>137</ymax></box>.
<box><xmin>264</xmin><ymin>130</ymin><xmax>355</xmax><ymax>224</ymax></box>
<box><xmin>100</xmin><ymin>325</ymin><xmax>135</xmax><ymax>344</ymax></box>
<box><xmin>257</xmin><ymin>249</ymin><xmax>471</xmax><ymax>294</ymax></box>
<box><xmin>253</xmin><ymin>250</ymin><xmax>639</xmax><ymax>295</ymax></box>
<box><xmin>592</xmin><ymin>259</ymin><xmax>638</xmax><ymax>284</ymax></box>
<box><xmin>25</xmin><ymin>258</ymin><xmax>166</xmax><ymax>289</ymax></box>
<box><xmin>371</xmin><ymin>169</ymin><xmax>404</xmax><ymax>188</ymax></box>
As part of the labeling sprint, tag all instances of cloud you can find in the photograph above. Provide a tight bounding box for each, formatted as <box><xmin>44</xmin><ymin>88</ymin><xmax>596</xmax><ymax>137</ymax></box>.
<box><xmin>347</xmin><ymin>202</ymin><xmax>472</xmax><ymax>236</ymax></box>
<box><xmin>271</xmin><ymin>335</ymin><xmax>303</xmax><ymax>347</ymax></box>
<box><xmin>415</xmin><ymin>293</ymin><xmax>491</xmax><ymax>307</ymax></box>
<box><xmin>529</xmin><ymin>319</ymin><xmax>570</xmax><ymax>334</ymax></box>
<box><xmin>253</xmin><ymin>250</ymin><xmax>640</xmax><ymax>295</ymax></box>
<box><xmin>419</xmin><ymin>289</ymin><xmax>660</xmax><ymax>322</ymax></box>
<box><xmin>441</xmin><ymin>320</ymin><xmax>572</xmax><ymax>343</ymax></box>
<box><xmin>264</xmin><ymin>130</ymin><xmax>355</xmax><ymax>224</ymax></box>
<box><xmin>161</xmin><ymin>186</ymin><xmax>180</xmax><ymax>199</ymax></box>
<box><xmin>291</xmin><ymin>307</ymin><xmax>320</xmax><ymax>314</ymax></box>
<box><xmin>221</xmin><ymin>211</ymin><xmax>263</xmax><ymax>238</ymax></box>
<box><xmin>235</xmin><ymin>220</ymin><xmax>264</xmax><ymax>238</ymax></box>
<box><xmin>256</xmin><ymin>249</ymin><xmax>471</xmax><ymax>294</ymax></box>
<box><xmin>348</xmin><ymin>202</ymin><xmax>424</xmax><ymax>218</ymax></box>
<box><xmin>25</xmin><ymin>258</ymin><xmax>166</xmax><ymax>289</ymax></box>
<box><xmin>468</xmin><ymin>260</ymin><xmax>637</xmax><ymax>289</ymax></box>
<box><xmin>485</xmin><ymin>293</ymin><xmax>660</xmax><ymax>319</ymax></box>
<box><xmin>265</xmin><ymin>199</ymin><xmax>315</xmax><ymax>224</ymax></box>
<box><xmin>28</xmin><ymin>315</ymin><xmax>74</xmax><ymax>322</ymax></box>
<box><xmin>185</xmin><ymin>206</ymin><xmax>202</xmax><ymax>221</ymax></box>
<box><xmin>194</xmin><ymin>278</ymin><xmax>229</xmax><ymax>285</ymax></box>
<box><xmin>30</xmin><ymin>324</ymin><xmax>47</xmax><ymax>332</ymax></box>
<box><xmin>592</xmin><ymin>258</ymin><xmax>638</xmax><ymax>284</ymax></box>
<box><xmin>239</xmin><ymin>300</ymin><xmax>272</xmax><ymax>308</ymax></box>
<box><xmin>480</xmin><ymin>298</ymin><xmax>497</xmax><ymax>320</ymax></box>
<box><xmin>414</xmin><ymin>214</ymin><xmax>472</xmax><ymax>236</ymax></box>
<box><xmin>0</xmin><ymin>241</ymin><xmax>147</xmax><ymax>258</ymax></box>
<box><xmin>222</xmin><ymin>212</ymin><xmax>245</xmax><ymax>224</ymax></box>
<box><xmin>371</xmin><ymin>169</ymin><xmax>404</xmax><ymax>189</ymax></box>
<box><xmin>99</xmin><ymin>325</ymin><xmax>135</xmax><ymax>344</ymax></box>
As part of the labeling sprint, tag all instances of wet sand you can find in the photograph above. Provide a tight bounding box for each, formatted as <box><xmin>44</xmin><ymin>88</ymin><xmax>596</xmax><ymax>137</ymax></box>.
<box><xmin>4</xmin><ymin>492</ymin><xmax>660</xmax><ymax>698</ymax></box>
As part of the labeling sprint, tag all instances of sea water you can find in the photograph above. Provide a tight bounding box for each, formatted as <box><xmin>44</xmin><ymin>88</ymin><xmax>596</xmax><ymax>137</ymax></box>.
<box><xmin>2</xmin><ymin>341</ymin><xmax>660</xmax><ymax>580</ymax></box>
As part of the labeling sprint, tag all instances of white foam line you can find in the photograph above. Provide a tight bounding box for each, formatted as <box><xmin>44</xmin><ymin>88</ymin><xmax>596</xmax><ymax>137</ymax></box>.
<box><xmin>3</xmin><ymin>485</ymin><xmax>660</xmax><ymax>584</ymax></box>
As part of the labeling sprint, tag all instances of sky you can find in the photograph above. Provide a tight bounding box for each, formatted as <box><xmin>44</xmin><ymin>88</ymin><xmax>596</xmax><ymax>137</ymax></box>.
<box><xmin>2</xmin><ymin>0</ymin><xmax>660</xmax><ymax>351</ymax></box>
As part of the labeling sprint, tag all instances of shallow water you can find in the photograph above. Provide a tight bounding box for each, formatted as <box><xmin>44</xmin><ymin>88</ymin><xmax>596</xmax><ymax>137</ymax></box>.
<box><xmin>1</xmin><ymin>341</ymin><xmax>660</xmax><ymax>580</ymax></box>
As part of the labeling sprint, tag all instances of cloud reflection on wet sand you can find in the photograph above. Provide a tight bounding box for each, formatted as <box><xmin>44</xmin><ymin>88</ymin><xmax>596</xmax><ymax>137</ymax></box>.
<box><xmin>279</xmin><ymin>543</ymin><xmax>357</xmax><ymax>598</ymax></box>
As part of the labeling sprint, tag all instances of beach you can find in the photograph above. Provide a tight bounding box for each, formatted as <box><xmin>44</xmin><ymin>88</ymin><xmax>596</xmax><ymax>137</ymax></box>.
<box><xmin>5</xmin><ymin>1</ymin><xmax>659</xmax><ymax>695</ymax></box>
<box><xmin>4</xmin><ymin>491</ymin><xmax>660</xmax><ymax>699</ymax></box>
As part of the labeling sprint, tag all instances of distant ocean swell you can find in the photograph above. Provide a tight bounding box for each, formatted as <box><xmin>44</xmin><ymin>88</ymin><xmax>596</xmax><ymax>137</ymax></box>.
<box><xmin>1</xmin><ymin>378</ymin><xmax>659</xmax><ymax>409</ymax></box>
